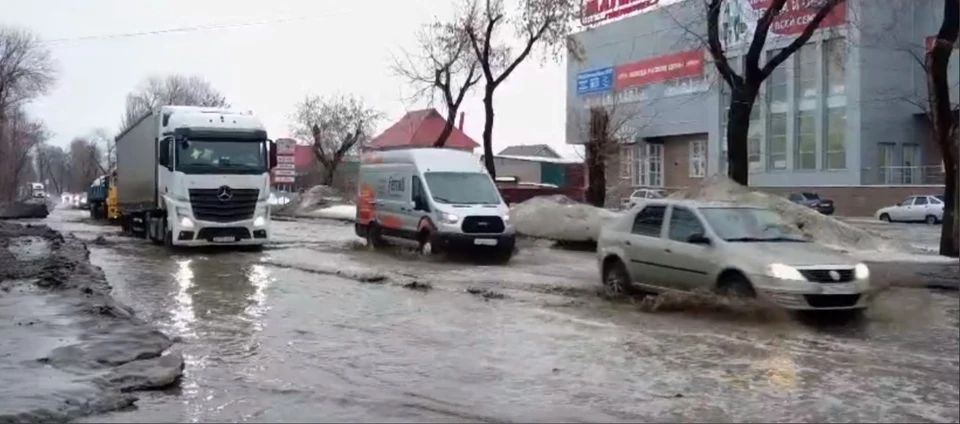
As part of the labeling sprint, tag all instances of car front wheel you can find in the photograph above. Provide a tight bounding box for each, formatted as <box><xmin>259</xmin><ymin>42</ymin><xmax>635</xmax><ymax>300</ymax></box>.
<box><xmin>602</xmin><ymin>259</ymin><xmax>635</xmax><ymax>296</ymax></box>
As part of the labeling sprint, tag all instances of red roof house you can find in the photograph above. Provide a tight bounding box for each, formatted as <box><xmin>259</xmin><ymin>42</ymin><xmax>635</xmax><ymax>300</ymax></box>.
<box><xmin>365</xmin><ymin>108</ymin><xmax>479</xmax><ymax>152</ymax></box>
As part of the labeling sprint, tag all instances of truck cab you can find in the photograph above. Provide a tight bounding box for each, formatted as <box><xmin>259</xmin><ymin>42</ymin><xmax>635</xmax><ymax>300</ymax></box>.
<box><xmin>116</xmin><ymin>106</ymin><xmax>277</xmax><ymax>247</ymax></box>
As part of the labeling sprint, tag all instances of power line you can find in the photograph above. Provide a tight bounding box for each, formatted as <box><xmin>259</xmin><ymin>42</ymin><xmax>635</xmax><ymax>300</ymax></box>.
<box><xmin>40</xmin><ymin>12</ymin><xmax>353</xmax><ymax>46</ymax></box>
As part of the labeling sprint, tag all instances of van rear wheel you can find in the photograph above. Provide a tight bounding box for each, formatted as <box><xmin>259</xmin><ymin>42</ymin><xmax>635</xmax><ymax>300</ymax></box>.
<box><xmin>365</xmin><ymin>223</ymin><xmax>384</xmax><ymax>249</ymax></box>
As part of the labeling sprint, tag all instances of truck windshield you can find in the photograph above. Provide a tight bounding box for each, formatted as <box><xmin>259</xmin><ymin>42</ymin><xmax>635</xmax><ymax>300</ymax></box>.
<box><xmin>424</xmin><ymin>172</ymin><xmax>501</xmax><ymax>205</ymax></box>
<box><xmin>176</xmin><ymin>140</ymin><xmax>267</xmax><ymax>174</ymax></box>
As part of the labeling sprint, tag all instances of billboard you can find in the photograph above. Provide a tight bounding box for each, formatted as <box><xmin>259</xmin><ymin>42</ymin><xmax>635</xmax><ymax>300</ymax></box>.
<box><xmin>722</xmin><ymin>0</ymin><xmax>847</xmax><ymax>47</ymax></box>
<box><xmin>582</xmin><ymin>0</ymin><xmax>659</xmax><ymax>25</ymax></box>
<box><xmin>615</xmin><ymin>50</ymin><xmax>704</xmax><ymax>89</ymax></box>
<box><xmin>576</xmin><ymin>67</ymin><xmax>615</xmax><ymax>95</ymax></box>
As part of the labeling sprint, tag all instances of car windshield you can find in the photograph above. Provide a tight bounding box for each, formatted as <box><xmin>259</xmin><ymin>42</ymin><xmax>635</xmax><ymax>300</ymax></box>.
<box><xmin>424</xmin><ymin>172</ymin><xmax>501</xmax><ymax>205</ymax></box>
<box><xmin>700</xmin><ymin>207</ymin><xmax>806</xmax><ymax>242</ymax></box>
<box><xmin>802</xmin><ymin>192</ymin><xmax>820</xmax><ymax>200</ymax></box>
<box><xmin>176</xmin><ymin>139</ymin><xmax>267</xmax><ymax>174</ymax></box>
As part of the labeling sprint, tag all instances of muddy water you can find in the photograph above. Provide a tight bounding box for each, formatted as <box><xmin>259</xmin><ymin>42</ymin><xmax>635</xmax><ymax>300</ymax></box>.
<box><xmin>40</xmin><ymin>210</ymin><xmax>960</xmax><ymax>422</ymax></box>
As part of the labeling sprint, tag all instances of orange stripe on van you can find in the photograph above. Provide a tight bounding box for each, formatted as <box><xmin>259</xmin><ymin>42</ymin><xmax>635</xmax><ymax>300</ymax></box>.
<box><xmin>381</xmin><ymin>216</ymin><xmax>402</xmax><ymax>229</ymax></box>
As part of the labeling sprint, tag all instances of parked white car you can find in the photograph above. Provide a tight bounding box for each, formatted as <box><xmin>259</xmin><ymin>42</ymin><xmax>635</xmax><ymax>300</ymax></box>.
<box><xmin>624</xmin><ymin>188</ymin><xmax>666</xmax><ymax>209</ymax></box>
<box><xmin>875</xmin><ymin>195</ymin><xmax>944</xmax><ymax>225</ymax></box>
<box><xmin>597</xmin><ymin>199</ymin><xmax>872</xmax><ymax>312</ymax></box>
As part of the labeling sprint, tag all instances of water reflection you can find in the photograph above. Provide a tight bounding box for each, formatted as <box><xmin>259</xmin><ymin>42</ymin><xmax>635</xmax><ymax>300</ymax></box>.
<box><xmin>173</xmin><ymin>258</ymin><xmax>198</xmax><ymax>339</ymax></box>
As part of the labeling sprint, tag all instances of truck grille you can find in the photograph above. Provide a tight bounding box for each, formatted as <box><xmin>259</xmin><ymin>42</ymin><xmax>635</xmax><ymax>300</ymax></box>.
<box><xmin>461</xmin><ymin>216</ymin><xmax>505</xmax><ymax>234</ymax></box>
<box><xmin>188</xmin><ymin>188</ymin><xmax>259</xmax><ymax>223</ymax></box>
<box><xmin>196</xmin><ymin>227</ymin><xmax>251</xmax><ymax>241</ymax></box>
<box><xmin>799</xmin><ymin>268</ymin><xmax>855</xmax><ymax>283</ymax></box>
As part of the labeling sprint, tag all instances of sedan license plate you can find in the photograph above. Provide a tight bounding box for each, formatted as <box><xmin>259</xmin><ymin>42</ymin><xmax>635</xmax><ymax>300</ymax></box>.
<box><xmin>820</xmin><ymin>283</ymin><xmax>857</xmax><ymax>295</ymax></box>
<box><xmin>473</xmin><ymin>238</ymin><xmax>498</xmax><ymax>246</ymax></box>
<box><xmin>212</xmin><ymin>236</ymin><xmax>237</xmax><ymax>243</ymax></box>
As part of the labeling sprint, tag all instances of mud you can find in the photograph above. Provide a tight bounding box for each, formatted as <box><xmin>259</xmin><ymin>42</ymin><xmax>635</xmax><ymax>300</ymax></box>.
<box><xmin>0</xmin><ymin>222</ymin><xmax>183</xmax><ymax>423</ymax></box>
<box><xmin>36</xmin><ymin>210</ymin><xmax>960</xmax><ymax>422</ymax></box>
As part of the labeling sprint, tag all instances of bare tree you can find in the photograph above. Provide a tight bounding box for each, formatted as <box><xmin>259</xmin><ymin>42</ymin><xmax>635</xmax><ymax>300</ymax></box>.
<box><xmin>705</xmin><ymin>0</ymin><xmax>845</xmax><ymax>185</ymax></box>
<box><xmin>393</xmin><ymin>21</ymin><xmax>481</xmax><ymax>147</ymax></box>
<box><xmin>36</xmin><ymin>142</ymin><xmax>69</xmax><ymax>194</ymax></box>
<box><xmin>88</xmin><ymin>128</ymin><xmax>116</xmax><ymax>173</ymax></box>
<box><xmin>460</xmin><ymin>0</ymin><xmax>582</xmax><ymax>178</ymax></box>
<box><xmin>67</xmin><ymin>137</ymin><xmax>103</xmax><ymax>193</ymax></box>
<box><xmin>120</xmin><ymin>74</ymin><xmax>229</xmax><ymax>132</ymax></box>
<box><xmin>925</xmin><ymin>0</ymin><xmax>959</xmax><ymax>257</ymax></box>
<box><xmin>0</xmin><ymin>27</ymin><xmax>56</xmax><ymax>201</ymax></box>
<box><xmin>290</xmin><ymin>94</ymin><xmax>382</xmax><ymax>185</ymax></box>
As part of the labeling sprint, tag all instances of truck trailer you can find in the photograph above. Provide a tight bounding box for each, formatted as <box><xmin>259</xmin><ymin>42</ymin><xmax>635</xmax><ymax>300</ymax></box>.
<box><xmin>115</xmin><ymin>106</ymin><xmax>277</xmax><ymax>247</ymax></box>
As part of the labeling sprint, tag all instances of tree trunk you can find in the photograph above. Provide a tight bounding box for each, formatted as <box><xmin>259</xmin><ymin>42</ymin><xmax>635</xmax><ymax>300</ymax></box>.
<box><xmin>434</xmin><ymin>114</ymin><xmax>456</xmax><ymax>148</ymax></box>
<box><xmin>586</xmin><ymin>108</ymin><xmax>611</xmax><ymax>207</ymax></box>
<box><xmin>322</xmin><ymin>163</ymin><xmax>338</xmax><ymax>186</ymax></box>
<box><xmin>482</xmin><ymin>88</ymin><xmax>496</xmax><ymax>178</ymax></box>
<box><xmin>927</xmin><ymin>0</ymin><xmax>959</xmax><ymax>257</ymax></box>
<box><xmin>726</xmin><ymin>87</ymin><xmax>759</xmax><ymax>186</ymax></box>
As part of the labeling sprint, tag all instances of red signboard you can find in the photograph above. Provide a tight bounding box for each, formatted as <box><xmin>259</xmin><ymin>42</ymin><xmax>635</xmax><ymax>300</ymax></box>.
<box><xmin>748</xmin><ymin>0</ymin><xmax>847</xmax><ymax>36</ymax></box>
<box><xmin>582</xmin><ymin>0</ymin><xmax>659</xmax><ymax>25</ymax></box>
<box><xmin>615</xmin><ymin>49</ymin><xmax>705</xmax><ymax>89</ymax></box>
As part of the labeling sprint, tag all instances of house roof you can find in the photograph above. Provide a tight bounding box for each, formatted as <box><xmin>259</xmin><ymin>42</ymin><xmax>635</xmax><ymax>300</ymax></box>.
<box><xmin>497</xmin><ymin>144</ymin><xmax>561</xmax><ymax>158</ymax></box>
<box><xmin>367</xmin><ymin>108</ymin><xmax>479</xmax><ymax>150</ymax></box>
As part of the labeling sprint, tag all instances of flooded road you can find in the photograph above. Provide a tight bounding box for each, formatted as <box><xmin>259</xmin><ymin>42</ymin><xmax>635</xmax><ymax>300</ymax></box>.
<box><xmin>37</xmin><ymin>209</ymin><xmax>959</xmax><ymax>423</ymax></box>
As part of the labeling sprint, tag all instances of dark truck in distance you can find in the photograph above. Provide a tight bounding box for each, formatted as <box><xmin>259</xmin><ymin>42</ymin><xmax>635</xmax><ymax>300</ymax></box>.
<box><xmin>788</xmin><ymin>192</ymin><xmax>835</xmax><ymax>215</ymax></box>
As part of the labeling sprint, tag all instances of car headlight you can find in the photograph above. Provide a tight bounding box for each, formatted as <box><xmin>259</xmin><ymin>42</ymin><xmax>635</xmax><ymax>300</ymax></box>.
<box><xmin>253</xmin><ymin>216</ymin><xmax>266</xmax><ymax>227</ymax></box>
<box><xmin>438</xmin><ymin>212</ymin><xmax>459</xmax><ymax>224</ymax></box>
<box><xmin>179</xmin><ymin>217</ymin><xmax>195</xmax><ymax>229</ymax></box>
<box><xmin>767</xmin><ymin>263</ymin><xmax>807</xmax><ymax>281</ymax></box>
<box><xmin>854</xmin><ymin>263</ymin><xmax>869</xmax><ymax>280</ymax></box>
<box><xmin>501</xmin><ymin>214</ymin><xmax>511</xmax><ymax>223</ymax></box>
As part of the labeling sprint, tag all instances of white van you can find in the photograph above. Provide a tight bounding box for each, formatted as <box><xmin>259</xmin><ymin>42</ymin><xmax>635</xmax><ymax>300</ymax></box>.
<box><xmin>355</xmin><ymin>148</ymin><xmax>515</xmax><ymax>262</ymax></box>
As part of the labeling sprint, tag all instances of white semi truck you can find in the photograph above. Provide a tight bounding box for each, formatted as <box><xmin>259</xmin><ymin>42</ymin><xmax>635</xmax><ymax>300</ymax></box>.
<box><xmin>115</xmin><ymin>106</ymin><xmax>277</xmax><ymax>247</ymax></box>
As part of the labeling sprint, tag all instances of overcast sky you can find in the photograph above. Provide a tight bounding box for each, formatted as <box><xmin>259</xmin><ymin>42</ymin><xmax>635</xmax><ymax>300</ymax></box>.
<box><xmin>2</xmin><ymin>0</ymin><xmax>577</xmax><ymax>156</ymax></box>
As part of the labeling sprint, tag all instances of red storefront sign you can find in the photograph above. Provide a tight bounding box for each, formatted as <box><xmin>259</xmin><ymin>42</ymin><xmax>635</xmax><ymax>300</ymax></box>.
<box><xmin>614</xmin><ymin>49</ymin><xmax>704</xmax><ymax>89</ymax></box>
<box><xmin>749</xmin><ymin>0</ymin><xmax>847</xmax><ymax>35</ymax></box>
<box><xmin>581</xmin><ymin>0</ymin><xmax>659</xmax><ymax>25</ymax></box>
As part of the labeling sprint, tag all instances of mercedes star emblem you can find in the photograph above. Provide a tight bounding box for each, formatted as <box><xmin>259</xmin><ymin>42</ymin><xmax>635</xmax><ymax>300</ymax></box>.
<box><xmin>217</xmin><ymin>186</ymin><xmax>232</xmax><ymax>201</ymax></box>
<box><xmin>828</xmin><ymin>270</ymin><xmax>841</xmax><ymax>281</ymax></box>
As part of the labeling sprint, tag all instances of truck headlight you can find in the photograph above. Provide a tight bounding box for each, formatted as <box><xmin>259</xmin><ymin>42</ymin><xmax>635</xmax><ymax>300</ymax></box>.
<box><xmin>854</xmin><ymin>263</ymin><xmax>870</xmax><ymax>280</ymax></box>
<box><xmin>179</xmin><ymin>217</ymin><xmax>195</xmax><ymax>229</ymax></box>
<box><xmin>253</xmin><ymin>216</ymin><xmax>266</xmax><ymax>227</ymax></box>
<box><xmin>438</xmin><ymin>213</ymin><xmax>459</xmax><ymax>224</ymax></box>
<box><xmin>767</xmin><ymin>263</ymin><xmax>806</xmax><ymax>281</ymax></box>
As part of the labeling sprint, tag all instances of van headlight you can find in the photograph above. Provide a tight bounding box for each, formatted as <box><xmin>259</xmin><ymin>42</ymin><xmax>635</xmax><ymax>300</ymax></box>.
<box><xmin>439</xmin><ymin>213</ymin><xmax>459</xmax><ymax>224</ymax></box>
<box><xmin>854</xmin><ymin>263</ymin><xmax>870</xmax><ymax>280</ymax></box>
<box><xmin>501</xmin><ymin>214</ymin><xmax>510</xmax><ymax>223</ymax></box>
<box><xmin>766</xmin><ymin>263</ymin><xmax>806</xmax><ymax>281</ymax></box>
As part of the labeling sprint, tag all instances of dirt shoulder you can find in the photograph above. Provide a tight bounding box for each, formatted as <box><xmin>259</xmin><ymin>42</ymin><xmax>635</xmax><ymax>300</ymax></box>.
<box><xmin>0</xmin><ymin>222</ymin><xmax>183</xmax><ymax>423</ymax></box>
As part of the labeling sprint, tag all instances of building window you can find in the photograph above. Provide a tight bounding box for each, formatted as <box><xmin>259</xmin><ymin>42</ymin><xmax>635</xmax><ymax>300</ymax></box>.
<box><xmin>878</xmin><ymin>143</ymin><xmax>895</xmax><ymax>184</ymax></box>
<box><xmin>796</xmin><ymin>43</ymin><xmax>818</xmax><ymax>108</ymax></box>
<box><xmin>824</xmin><ymin>107</ymin><xmax>846</xmax><ymax>169</ymax></box>
<box><xmin>902</xmin><ymin>144</ymin><xmax>920</xmax><ymax>184</ymax></box>
<box><xmin>620</xmin><ymin>145</ymin><xmax>635</xmax><ymax>181</ymax></box>
<box><xmin>767</xmin><ymin>112</ymin><xmax>787</xmax><ymax>170</ymax></box>
<box><xmin>626</xmin><ymin>142</ymin><xmax>664</xmax><ymax>187</ymax></box>
<box><xmin>824</xmin><ymin>38</ymin><xmax>847</xmax><ymax>102</ymax></box>
<box><xmin>767</xmin><ymin>49</ymin><xmax>788</xmax><ymax>113</ymax></box>
<box><xmin>795</xmin><ymin>110</ymin><xmax>816</xmax><ymax>169</ymax></box>
<box><xmin>689</xmin><ymin>140</ymin><xmax>706</xmax><ymax>177</ymax></box>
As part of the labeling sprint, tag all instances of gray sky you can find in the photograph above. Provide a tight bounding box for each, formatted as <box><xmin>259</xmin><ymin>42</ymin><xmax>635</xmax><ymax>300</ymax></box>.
<box><xmin>2</xmin><ymin>0</ymin><xmax>574</xmax><ymax>156</ymax></box>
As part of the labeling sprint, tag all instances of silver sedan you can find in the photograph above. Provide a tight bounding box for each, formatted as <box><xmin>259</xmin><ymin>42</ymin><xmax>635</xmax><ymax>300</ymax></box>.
<box><xmin>597</xmin><ymin>199</ymin><xmax>873</xmax><ymax>311</ymax></box>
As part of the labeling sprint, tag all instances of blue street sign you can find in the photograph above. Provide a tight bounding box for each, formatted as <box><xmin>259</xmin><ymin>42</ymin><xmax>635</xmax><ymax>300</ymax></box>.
<box><xmin>576</xmin><ymin>67</ymin><xmax>614</xmax><ymax>96</ymax></box>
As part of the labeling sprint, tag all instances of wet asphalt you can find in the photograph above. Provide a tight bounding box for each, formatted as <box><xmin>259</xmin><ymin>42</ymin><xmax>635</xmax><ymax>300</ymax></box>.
<box><xmin>34</xmin><ymin>208</ymin><xmax>960</xmax><ymax>423</ymax></box>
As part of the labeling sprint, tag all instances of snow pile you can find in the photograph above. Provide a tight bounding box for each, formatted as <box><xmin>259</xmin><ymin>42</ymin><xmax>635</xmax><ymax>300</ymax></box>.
<box><xmin>0</xmin><ymin>200</ymin><xmax>50</xmax><ymax>219</ymax></box>
<box><xmin>303</xmin><ymin>204</ymin><xmax>357</xmax><ymax>222</ymax></box>
<box><xmin>670</xmin><ymin>176</ymin><xmax>906</xmax><ymax>252</ymax></box>
<box><xmin>510</xmin><ymin>195</ymin><xmax>621</xmax><ymax>242</ymax></box>
<box><xmin>272</xmin><ymin>185</ymin><xmax>352</xmax><ymax>217</ymax></box>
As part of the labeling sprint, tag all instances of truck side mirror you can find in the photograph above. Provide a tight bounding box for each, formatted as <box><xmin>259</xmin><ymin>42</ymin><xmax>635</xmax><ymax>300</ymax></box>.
<box><xmin>269</xmin><ymin>140</ymin><xmax>278</xmax><ymax>169</ymax></box>
<box><xmin>158</xmin><ymin>138</ymin><xmax>171</xmax><ymax>168</ymax></box>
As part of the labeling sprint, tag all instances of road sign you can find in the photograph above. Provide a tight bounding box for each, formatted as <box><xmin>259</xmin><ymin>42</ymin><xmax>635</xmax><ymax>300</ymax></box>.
<box><xmin>277</xmin><ymin>155</ymin><xmax>296</xmax><ymax>164</ymax></box>
<box><xmin>273</xmin><ymin>176</ymin><xmax>295</xmax><ymax>183</ymax></box>
<box><xmin>273</xmin><ymin>169</ymin><xmax>297</xmax><ymax>176</ymax></box>
<box><xmin>576</xmin><ymin>67</ymin><xmax>614</xmax><ymax>95</ymax></box>
<box><xmin>275</xmin><ymin>162</ymin><xmax>296</xmax><ymax>170</ymax></box>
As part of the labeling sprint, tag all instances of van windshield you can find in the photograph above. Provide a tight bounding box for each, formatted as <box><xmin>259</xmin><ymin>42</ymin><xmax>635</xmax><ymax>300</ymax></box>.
<box><xmin>424</xmin><ymin>172</ymin><xmax>501</xmax><ymax>205</ymax></box>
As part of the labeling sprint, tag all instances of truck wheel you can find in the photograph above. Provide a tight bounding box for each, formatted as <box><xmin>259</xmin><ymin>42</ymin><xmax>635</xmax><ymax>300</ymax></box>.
<box><xmin>164</xmin><ymin>229</ymin><xmax>173</xmax><ymax>247</ymax></box>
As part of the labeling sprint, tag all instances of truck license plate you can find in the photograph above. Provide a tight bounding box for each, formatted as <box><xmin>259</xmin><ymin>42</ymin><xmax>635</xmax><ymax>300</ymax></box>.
<box><xmin>474</xmin><ymin>238</ymin><xmax>497</xmax><ymax>246</ymax></box>
<box><xmin>212</xmin><ymin>236</ymin><xmax>237</xmax><ymax>243</ymax></box>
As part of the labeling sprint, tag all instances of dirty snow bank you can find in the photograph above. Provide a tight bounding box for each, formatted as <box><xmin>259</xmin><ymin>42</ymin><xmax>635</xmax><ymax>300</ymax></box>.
<box><xmin>272</xmin><ymin>185</ymin><xmax>355</xmax><ymax>221</ymax></box>
<box><xmin>0</xmin><ymin>222</ymin><xmax>183</xmax><ymax>423</ymax></box>
<box><xmin>0</xmin><ymin>199</ymin><xmax>50</xmax><ymax>220</ymax></box>
<box><xmin>670</xmin><ymin>176</ymin><xmax>907</xmax><ymax>253</ymax></box>
<box><xmin>510</xmin><ymin>195</ymin><xmax>621</xmax><ymax>243</ymax></box>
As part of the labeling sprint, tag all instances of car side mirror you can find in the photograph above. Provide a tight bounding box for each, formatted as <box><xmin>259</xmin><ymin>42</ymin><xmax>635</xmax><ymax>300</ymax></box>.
<box><xmin>687</xmin><ymin>233</ymin><xmax>711</xmax><ymax>245</ymax></box>
<box><xmin>269</xmin><ymin>140</ymin><xmax>278</xmax><ymax>169</ymax></box>
<box><xmin>158</xmin><ymin>137</ymin><xmax>171</xmax><ymax>168</ymax></box>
